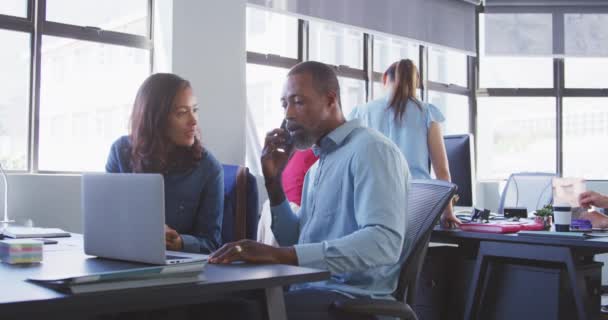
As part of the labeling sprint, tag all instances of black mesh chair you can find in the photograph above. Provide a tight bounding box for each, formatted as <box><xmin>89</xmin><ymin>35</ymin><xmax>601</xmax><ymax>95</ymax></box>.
<box><xmin>331</xmin><ymin>179</ymin><xmax>457</xmax><ymax>320</ymax></box>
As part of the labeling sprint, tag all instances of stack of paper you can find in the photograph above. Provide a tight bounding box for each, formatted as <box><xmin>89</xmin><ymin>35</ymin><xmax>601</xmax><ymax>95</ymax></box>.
<box><xmin>2</xmin><ymin>226</ymin><xmax>70</xmax><ymax>238</ymax></box>
<box><xmin>28</xmin><ymin>261</ymin><xmax>205</xmax><ymax>294</ymax></box>
<box><xmin>0</xmin><ymin>239</ymin><xmax>43</xmax><ymax>264</ymax></box>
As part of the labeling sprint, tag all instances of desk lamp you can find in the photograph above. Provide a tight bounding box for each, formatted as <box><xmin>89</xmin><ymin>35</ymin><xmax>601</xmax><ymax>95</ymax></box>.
<box><xmin>0</xmin><ymin>161</ymin><xmax>13</xmax><ymax>231</ymax></box>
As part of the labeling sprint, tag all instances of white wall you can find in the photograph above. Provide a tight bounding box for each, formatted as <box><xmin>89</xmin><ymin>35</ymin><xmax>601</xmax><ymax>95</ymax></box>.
<box><xmin>153</xmin><ymin>0</ymin><xmax>173</xmax><ymax>73</ymax></box>
<box><xmin>172</xmin><ymin>0</ymin><xmax>247</xmax><ymax>166</ymax></box>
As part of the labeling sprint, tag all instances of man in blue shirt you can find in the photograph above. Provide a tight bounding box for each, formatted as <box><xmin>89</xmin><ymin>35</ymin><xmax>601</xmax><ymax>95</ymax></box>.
<box><xmin>210</xmin><ymin>61</ymin><xmax>409</xmax><ymax>319</ymax></box>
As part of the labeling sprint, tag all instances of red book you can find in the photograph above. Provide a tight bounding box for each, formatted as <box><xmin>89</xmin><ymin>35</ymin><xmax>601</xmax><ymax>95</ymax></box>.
<box><xmin>460</xmin><ymin>222</ymin><xmax>522</xmax><ymax>234</ymax></box>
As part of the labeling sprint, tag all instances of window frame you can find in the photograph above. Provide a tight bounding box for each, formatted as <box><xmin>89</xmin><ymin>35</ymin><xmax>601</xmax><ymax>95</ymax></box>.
<box><xmin>246</xmin><ymin>6</ymin><xmax>475</xmax><ymax>151</ymax></box>
<box><xmin>0</xmin><ymin>0</ymin><xmax>153</xmax><ymax>173</ymax></box>
<box><xmin>476</xmin><ymin>6</ymin><xmax>608</xmax><ymax>181</ymax></box>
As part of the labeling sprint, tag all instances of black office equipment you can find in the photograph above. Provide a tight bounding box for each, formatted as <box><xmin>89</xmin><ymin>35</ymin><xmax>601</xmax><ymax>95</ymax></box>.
<box><xmin>503</xmin><ymin>207</ymin><xmax>528</xmax><ymax>219</ymax></box>
<box><xmin>443</xmin><ymin>134</ymin><xmax>475</xmax><ymax>207</ymax></box>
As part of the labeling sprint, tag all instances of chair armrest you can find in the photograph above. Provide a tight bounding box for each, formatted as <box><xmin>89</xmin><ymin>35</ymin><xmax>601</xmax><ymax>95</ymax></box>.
<box><xmin>330</xmin><ymin>299</ymin><xmax>418</xmax><ymax>320</ymax></box>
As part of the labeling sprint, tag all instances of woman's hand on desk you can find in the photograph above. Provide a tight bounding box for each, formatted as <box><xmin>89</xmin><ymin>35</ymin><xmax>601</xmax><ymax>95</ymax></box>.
<box><xmin>165</xmin><ymin>225</ymin><xmax>184</xmax><ymax>251</ymax></box>
<box><xmin>440</xmin><ymin>212</ymin><xmax>462</xmax><ymax>229</ymax></box>
<box><xmin>579</xmin><ymin>211</ymin><xmax>608</xmax><ymax>229</ymax></box>
<box><xmin>209</xmin><ymin>239</ymin><xmax>297</xmax><ymax>265</ymax></box>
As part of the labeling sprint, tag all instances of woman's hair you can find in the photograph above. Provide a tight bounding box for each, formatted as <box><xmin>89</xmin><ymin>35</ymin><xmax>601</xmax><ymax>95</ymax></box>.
<box><xmin>129</xmin><ymin>73</ymin><xmax>203</xmax><ymax>173</ymax></box>
<box><xmin>384</xmin><ymin>59</ymin><xmax>422</xmax><ymax>121</ymax></box>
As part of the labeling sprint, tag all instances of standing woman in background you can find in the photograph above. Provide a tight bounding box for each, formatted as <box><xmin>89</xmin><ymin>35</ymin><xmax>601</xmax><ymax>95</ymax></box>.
<box><xmin>348</xmin><ymin>59</ymin><xmax>460</xmax><ymax>227</ymax></box>
<box><xmin>106</xmin><ymin>73</ymin><xmax>224</xmax><ymax>253</ymax></box>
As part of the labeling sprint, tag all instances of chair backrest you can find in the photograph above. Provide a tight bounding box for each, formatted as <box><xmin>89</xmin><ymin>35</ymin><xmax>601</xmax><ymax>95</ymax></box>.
<box><xmin>497</xmin><ymin>172</ymin><xmax>555</xmax><ymax>215</ymax></box>
<box><xmin>394</xmin><ymin>179</ymin><xmax>457</xmax><ymax>304</ymax></box>
<box><xmin>222</xmin><ymin>165</ymin><xmax>259</xmax><ymax>243</ymax></box>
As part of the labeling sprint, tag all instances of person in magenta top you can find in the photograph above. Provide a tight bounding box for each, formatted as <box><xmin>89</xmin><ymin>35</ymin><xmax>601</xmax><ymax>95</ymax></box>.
<box><xmin>281</xmin><ymin>149</ymin><xmax>319</xmax><ymax>206</ymax></box>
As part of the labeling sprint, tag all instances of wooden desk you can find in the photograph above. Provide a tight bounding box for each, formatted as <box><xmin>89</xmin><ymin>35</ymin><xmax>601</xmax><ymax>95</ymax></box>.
<box><xmin>0</xmin><ymin>236</ymin><xmax>329</xmax><ymax>319</ymax></box>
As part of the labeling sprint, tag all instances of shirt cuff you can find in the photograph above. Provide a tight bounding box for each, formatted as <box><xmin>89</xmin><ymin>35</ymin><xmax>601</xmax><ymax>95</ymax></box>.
<box><xmin>270</xmin><ymin>200</ymin><xmax>292</xmax><ymax>229</ymax></box>
<box><xmin>294</xmin><ymin>242</ymin><xmax>327</xmax><ymax>270</ymax></box>
<box><xmin>271</xmin><ymin>200</ymin><xmax>292</xmax><ymax>214</ymax></box>
<box><xmin>180</xmin><ymin>234</ymin><xmax>199</xmax><ymax>253</ymax></box>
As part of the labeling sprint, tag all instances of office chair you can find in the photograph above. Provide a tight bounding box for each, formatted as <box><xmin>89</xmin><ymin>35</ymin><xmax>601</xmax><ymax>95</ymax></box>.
<box><xmin>331</xmin><ymin>180</ymin><xmax>458</xmax><ymax>320</ymax></box>
<box><xmin>222</xmin><ymin>165</ymin><xmax>259</xmax><ymax>242</ymax></box>
<box><xmin>497</xmin><ymin>172</ymin><xmax>555</xmax><ymax>216</ymax></box>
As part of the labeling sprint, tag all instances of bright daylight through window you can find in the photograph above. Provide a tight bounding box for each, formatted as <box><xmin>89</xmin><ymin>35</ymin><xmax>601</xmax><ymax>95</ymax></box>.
<box><xmin>0</xmin><ymin>0</ymin><xmax>151</xmax><ymax>172</ymax></box>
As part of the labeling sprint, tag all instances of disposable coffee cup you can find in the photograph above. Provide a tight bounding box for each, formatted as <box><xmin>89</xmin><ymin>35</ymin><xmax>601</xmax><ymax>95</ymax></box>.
<box><xmin>553</xmin><ymin>205</ymin><xmax>572</xmax><ymax>232</ymax></box>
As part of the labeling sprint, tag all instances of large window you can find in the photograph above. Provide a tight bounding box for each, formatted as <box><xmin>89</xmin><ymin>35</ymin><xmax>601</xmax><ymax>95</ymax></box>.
<box><xmin>245</xmin><ymin>7</ymin><xmax>473</xmax><ymax>175</ymax></box>
<box><xmin>0</xmin><ymin>1</ymin><xmax>152</xmax><ymax>172</ymax></box>
<box><xmin>477</xmin><ymin>97</ymin><xmax>556</xmax><ymax>180</ymax></box>
<box><xmin>46</xmin><ymin>0</ymin><xmax>149</xmax><ymax>36</ymax></box>
<box><xmin>309</xmin><ymin>22</ymin><xmax>363</xmax><ymax>69</ymax></box>
<box><xmin>339</xmin><ymin>77</ymin><xmax>366</xmax><ymax>117</ymax></box>
<box><xmin>479</xmin><ymin>13</ymin><xmax>554</xmax><ymax>88</ymax></box>
<box><xmin>428</xmin><ymin>91</ymin><xmax>469</xmax><ymax>135</ymax></box>
<box><xmin>373</xmin><ymin>35</ymin><xmax>419</xmax><ymax>74</ymax></box>
<box><xmin>0</xmin><ymin>1</ymin><xmax>27</xmax><ymax>17</ymax></box>
<box><xmin>245</xmin><ymin>8</ymin><xmax>299</xmax><ymax>172</ymax></box>
<box><xmin>477</xmin><ymin>11</ymin><xmax>608</xmax><ymax>180</ymax></box>
<box><xmin>0</xmin><ymin>30</ymin><xmax>30</xmax><ymax>170</ymax></box>
<box><xmin>479</xmin><ymin>56</ymin><xmax>554</xmax><ymax>88</ymax></box>
<box><xmin>429</xmin><ymin>48</ymin><xmax>468</xmax><ymax>87</ymax></box>
<box><xmin>563</xmin><ymin>98</ymin><xmax>608</xmax><ymax>179</ymax></box>
<box><xmin>246</xmin><ymin>64</ymin><xmax>288</xmax><ymax>148</ymax></box>
<box><xmin>38</xmin><ymin>37</ymin><xmax>149</xmax><ymax>171</ymax></box>
<box><xmin>565</xmin><ymin>58</ymin><xmax>608</xmax><ymax>89</ymax></box>
<box><xmin>246</xmin><ymin>6</ymin><xmax>298</xmax><ymax>58</ymax></box>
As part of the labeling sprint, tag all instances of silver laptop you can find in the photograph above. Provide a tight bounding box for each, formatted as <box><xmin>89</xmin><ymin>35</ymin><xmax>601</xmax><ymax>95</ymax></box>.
<box><xmin>82</xmin><ymin>173</ymin><xmax>208</xmax><ymax>265</ymax></box>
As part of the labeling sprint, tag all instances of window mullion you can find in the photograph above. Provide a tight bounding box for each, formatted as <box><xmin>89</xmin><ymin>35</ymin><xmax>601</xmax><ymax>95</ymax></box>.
<box><xmin>420</xmin><ymin>45</ymin><xmax>428</xmax><ymax>102</ymax></box>
<box><xmin>43</xmin><ymin>21</ymin><xmax>152</xmax><ymax>49</ymax></box>
<box><xmin>468</xmin><ymin>55</ymin><xmax>477</xmax><ymax>137</ymax></box>
<box><xmin>297</xmin><ymin>19</ymin><xmax>308</xmax><ymax>62</ymax></box>
<box><xmin>0</xmin><ymin>14</ymin><xmax>33</xmax><ymax>32</ymax></box>
<box><xmin>148</xmin><ymin>0</ymin><xmax>154</xmax><ymax>74</ymax></box>
<box><xmin>555</xmin><ymin>58</ymin><xmax>564</xmax><ymax>177</ymax></box>
<box><xmin>364</xmin><ymin>33</ymin><xmax>373</xmax><ymax>102</ymax></box>
<box><xmin>29</xmin><ymin>0</ymin><xmax>46</xmax><ymax>173</ymax></box>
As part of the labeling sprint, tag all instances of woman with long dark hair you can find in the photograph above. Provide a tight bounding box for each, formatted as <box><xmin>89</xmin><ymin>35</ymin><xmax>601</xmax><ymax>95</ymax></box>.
<box><xmin>106</xmin><ymin>73</ymin><xmax>223</xmax><ymax>253</ymax></box>
<box><xmin>349</xmin><ymin>59</ymin><xmax>460</xmax><ymax>228</ymax></box>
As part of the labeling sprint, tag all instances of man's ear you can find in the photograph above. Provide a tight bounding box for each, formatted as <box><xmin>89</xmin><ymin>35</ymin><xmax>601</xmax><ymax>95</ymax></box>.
<box><xmin>326</xmin><ymin>90</ymin><xmax>339</xmax><ymax>110</ymax></box>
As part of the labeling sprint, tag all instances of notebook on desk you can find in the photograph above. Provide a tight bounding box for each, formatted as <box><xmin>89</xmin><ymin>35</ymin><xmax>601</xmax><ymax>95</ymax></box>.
<box><xmin>460</xmin><ymin>222</ymin><xmax>522</xmax><ymax>234</ymax></box>
<box><xmin>517</xmin><ymin>230</ymin><xmax>588</xmax><ymax>240</ymax></box>
<box><xmin>28</xmin><ymin>261</ymin><xmax>205</xmax><ymax>294</ymax></box>
<box><xmin>2</xmin><ymin>226</ymin><xmax>70</xmax><ymax>239</ymax></box>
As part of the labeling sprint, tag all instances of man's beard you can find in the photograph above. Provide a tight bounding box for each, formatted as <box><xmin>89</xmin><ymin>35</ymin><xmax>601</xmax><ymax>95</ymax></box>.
<box><xmin>292</xmin><ymin>130</ymin><xmax>317</xmax><ymax>150</ymax></box>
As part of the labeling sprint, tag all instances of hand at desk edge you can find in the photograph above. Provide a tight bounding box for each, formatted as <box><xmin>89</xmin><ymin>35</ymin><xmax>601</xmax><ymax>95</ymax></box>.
<box><xmin>209</xmin><ymin>239</ymin><xmax>298</xmax><ymax>265</ymax></box>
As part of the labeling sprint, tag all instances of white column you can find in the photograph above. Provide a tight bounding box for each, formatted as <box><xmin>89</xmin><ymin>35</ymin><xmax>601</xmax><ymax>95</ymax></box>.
<box><xmin>172</xmin><ymin>0</ymin><xmax>247</xmax><ymax>166</ymax></box>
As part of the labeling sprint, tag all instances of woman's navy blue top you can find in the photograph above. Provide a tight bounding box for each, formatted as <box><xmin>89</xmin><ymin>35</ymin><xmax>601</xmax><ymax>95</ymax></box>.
<box><xmin>105</xmin><ymin>136</ymin><xmax>223</xmax><ymax>254</ymax></box>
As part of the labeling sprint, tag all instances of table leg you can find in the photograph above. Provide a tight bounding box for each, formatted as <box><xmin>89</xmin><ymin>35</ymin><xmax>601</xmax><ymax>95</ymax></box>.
<box><xmin>463</xmin><ymin>241</ymin><xmax>593</xmax><ymax>320</ymax></box>
<box><xmin>464</xmin><ymin>248</ymin><xmax>490</xmax><ymax>320</ymax></box>
<box><xmin>265</xmin><ymin>286</ymin><xmax>287</xmax><ymax>320</ymax></box>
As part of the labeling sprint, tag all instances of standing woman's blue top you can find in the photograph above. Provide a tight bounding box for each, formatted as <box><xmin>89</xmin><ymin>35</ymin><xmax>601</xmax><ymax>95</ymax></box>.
<box><xmin>348</xmin><ymin>96</ymin><xmax>445</xmax><ymax>180</ymax></box>
<box><xmin>106</xmin><ymin>135</ymin><xmax>224</xmax><ymax>254</ymax></box>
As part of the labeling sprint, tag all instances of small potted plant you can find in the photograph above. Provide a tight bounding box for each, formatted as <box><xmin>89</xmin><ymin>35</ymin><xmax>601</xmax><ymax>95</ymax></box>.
<box><xmin>534</xmin><ymin>204</ymin><xmax>553</xmax><ymax>230</ymax></box>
